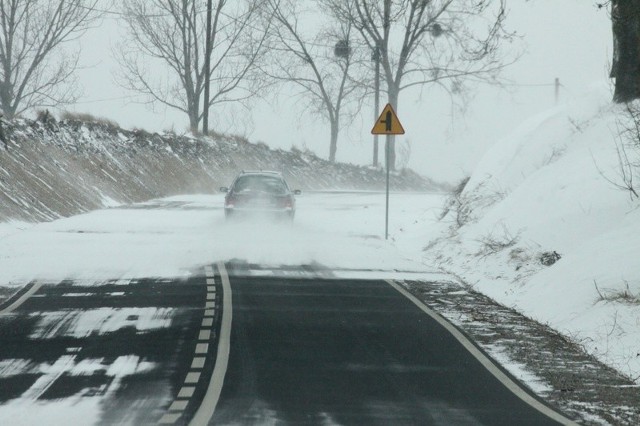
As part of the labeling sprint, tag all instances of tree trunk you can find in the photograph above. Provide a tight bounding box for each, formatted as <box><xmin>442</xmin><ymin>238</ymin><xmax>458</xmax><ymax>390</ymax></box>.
<box><xmin>0</xmin><ymin>81</ymin><xmax>15</xmax><ymax>119</ymax></box>
<box><xmin>612</xmin><ymin>0</ymin><xmax>640</xmax><ymax>103</ymax></box>
<box><xmin>387</xmin><ymin>88</ymin><xmax>400</xmax><ymax>170</ymax></box>
<box><xmin>329</xmin><ymin>119</ymin><xmax>338</xmax><ymax>162</ymax></box>
<box><xmin>188</xmin><ymin>108</ymin><xmax>199</xmax><ymax>134</ymax></box>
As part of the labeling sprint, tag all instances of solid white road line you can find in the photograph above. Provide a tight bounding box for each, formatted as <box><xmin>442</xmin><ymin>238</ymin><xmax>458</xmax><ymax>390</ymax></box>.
<box><xmin>385</xmin><ymin>279</ymin><xmax>577</xmax><ymax>426</ymax></box>
<box><xmin>0</xmin><ymin>281</ymin><xmax>44</xmax><ymax>315</ymax></box>
<box><xmin>189</xmin><ymin>262</ymin><xmax>233</xmax><ymax>426</ymax></box>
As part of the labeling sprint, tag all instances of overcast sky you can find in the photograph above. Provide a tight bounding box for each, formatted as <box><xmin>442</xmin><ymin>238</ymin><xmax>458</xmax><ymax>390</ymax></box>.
<box><xmin>66</xmin><ymin>0</ymin><xmax>611</xmax><ymax>184</ymax></box>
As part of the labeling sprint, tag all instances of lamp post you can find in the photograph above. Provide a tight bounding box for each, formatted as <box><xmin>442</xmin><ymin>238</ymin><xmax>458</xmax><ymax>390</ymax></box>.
<box><xmin>372</xmin><ymin>45</ymin><xmax>380</xmax><ymax>167</ymax></box>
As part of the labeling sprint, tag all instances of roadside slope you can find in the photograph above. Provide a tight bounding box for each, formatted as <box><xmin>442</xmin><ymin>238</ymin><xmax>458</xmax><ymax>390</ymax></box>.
<box><xmin>0</xmin><ymin>117</ymin><xmax>440</xmax><ymax>222</ymax></box>
<box><xmin>422</xmin><ymin>85</ymin><xmax>640</xmax><ymax>383</ymax></box>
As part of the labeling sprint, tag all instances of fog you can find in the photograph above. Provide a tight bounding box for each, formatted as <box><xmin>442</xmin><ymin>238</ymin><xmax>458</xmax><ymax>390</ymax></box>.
<box><xmin>66</xmin><ymin>0</ymin><xmax>610</xmax><ymax>184</ymax></box>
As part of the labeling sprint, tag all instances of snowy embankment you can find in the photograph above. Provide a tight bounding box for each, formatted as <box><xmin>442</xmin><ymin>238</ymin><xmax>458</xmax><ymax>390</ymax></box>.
<box><xmin>421</xmin><ymin>85</ymin><xmax>640</xmax><ymax>382</ymax></box>
<box><xmin>0</xmin><ymin>117</ymin><xmax>438</xmax><ymax>223</ymax></box>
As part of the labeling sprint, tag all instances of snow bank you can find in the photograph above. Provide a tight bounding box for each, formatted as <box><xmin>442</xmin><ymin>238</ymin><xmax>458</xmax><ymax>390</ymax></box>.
<box><xmin>427</xmin><ymin>84</ymin><xmax>640</xmax><ymax>381</ymax></box>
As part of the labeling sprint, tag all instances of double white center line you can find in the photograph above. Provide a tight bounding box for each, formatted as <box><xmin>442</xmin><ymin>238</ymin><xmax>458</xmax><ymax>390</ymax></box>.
<box><xmin>159</xmin><ymin>262</ymin><xmax>232</xmax><ymax>425</ymax></box>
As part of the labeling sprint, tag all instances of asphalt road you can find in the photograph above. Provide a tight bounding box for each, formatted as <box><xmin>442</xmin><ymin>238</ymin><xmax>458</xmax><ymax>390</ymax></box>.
<box><xmin>207</xmin><ymin>264</ymin><xmax>571</xmax><ymax>426</ymax></box>
<box><xmin>0</xmin><ymin>263</ymin><xmax>574</xmax><ymax>425</ymax></box>
<box><xmin>0</xmin><ymin>275</ymin><xmax>222</xmax><ymax>425</ymax></box>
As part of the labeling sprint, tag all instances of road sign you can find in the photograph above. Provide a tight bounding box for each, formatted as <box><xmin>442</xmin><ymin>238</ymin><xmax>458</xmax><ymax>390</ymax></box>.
<box><xmin>371</xmin><ymin>103</ymin><xmax>405</xmax><ymax>135</ymax></box>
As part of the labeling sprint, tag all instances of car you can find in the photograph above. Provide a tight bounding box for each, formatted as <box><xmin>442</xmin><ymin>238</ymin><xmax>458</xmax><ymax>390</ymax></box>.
<box><xmin>220</xmin><ymin>171</ymin><xmax>301</xmax><ymax>221</ymax></box>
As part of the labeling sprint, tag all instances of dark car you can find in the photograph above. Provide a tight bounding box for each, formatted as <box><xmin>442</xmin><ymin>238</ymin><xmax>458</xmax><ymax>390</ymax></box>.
<box><xmin>220</xmin><ymin>171</ymin><xmax>301</xmax><ymax>221</ymax></box>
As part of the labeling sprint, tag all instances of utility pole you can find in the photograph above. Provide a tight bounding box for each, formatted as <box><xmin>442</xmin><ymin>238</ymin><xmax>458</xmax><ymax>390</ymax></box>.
<box><xmin>203</xmin><ymin>0</ymin><xmax>213</xmax><ymax>135</ymax></box>
<box><xmin>373</xmin><ymin>45</ymin><xmax>380</xmax><ymax>167</ymax></box>
<box><xmin>383</xmin><ymin>0</ymin><xmax>392</xmax><ymax>173</ymax></box>
<box><xmin>554</xmin><ymin>77</ymin><xmax>560</xmax><ymax>105</ymax></box>
<box><xmin>383</xmin><ymin>0</ymin><xmax>391</xmax><ymax>237</ymax></box>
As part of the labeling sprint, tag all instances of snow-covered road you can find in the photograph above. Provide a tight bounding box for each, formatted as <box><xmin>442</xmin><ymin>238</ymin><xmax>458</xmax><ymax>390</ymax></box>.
<box><xmin>0</xmin><ymin>192</ymin><xmax>447</xmax><ymax>289</ymax></box>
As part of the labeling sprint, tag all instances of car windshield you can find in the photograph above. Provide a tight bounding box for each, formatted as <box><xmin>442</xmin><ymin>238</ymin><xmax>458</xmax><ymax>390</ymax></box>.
<box><xmin>233</xmin><ymin>175</ymin><xmax>287</xmax><ymax>195</ymax></box>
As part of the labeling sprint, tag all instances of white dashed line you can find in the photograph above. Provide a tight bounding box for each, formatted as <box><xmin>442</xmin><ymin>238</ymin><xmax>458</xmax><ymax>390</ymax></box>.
<box><xmin>169</xmin><ymin>400</ymin><xmax>189</xmax><ymax>411</ymax></box>
<box><xmin>178</xmin><ymin>387</ymin><xmax>196</xmax><ymax>398</ymax></box>
<box><xmin>191</xmin><ymin>357</ymin><xmax>206</xmax><ymax>369</ymax></box>
<box><xmin>158</xmin><ymin>265</ymin><xmax>222</xmax><ymax>425</ymax></box>
<box><xmin>159</xmin><ymin>413</ymin><xmax>182</xmax><ymax>424</ymax></box>
<box><xmin>185</xmin><ymin>372</ymin><xmax>201</xmax><ymax>384</ymax></box>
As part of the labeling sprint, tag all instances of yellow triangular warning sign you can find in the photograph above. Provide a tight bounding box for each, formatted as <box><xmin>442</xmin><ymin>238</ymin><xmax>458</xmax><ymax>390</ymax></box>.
<box><xmin>371</xmin><ymin>103</ymin><xmax>405</xmax><ymax>135</ymax></box>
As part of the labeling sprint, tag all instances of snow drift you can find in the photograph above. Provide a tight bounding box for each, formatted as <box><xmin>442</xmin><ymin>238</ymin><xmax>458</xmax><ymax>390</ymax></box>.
<box><xmin>427</xmin><ymin>84</ymin><xmax>640</xmax><ymax>381</ymax></box>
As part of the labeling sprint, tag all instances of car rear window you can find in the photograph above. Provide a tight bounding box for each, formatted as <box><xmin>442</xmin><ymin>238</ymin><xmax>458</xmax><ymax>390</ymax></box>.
<box><xmin>233</xmin><ymin>175</ymin><xmax>288</xmax><ymax>195</ymax></box>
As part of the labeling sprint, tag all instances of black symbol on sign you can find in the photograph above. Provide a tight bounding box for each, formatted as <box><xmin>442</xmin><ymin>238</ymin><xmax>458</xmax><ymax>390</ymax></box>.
<box><xmin>381</xmin><ymin>111</ymin><xmax>392</xmax><ymax>131</ymax></box>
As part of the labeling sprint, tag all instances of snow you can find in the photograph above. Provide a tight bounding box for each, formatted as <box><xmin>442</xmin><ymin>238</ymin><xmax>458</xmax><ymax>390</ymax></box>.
<box><xmin>0</xmin><ymin>355</ymin><xmax>158</xmax><ymax>426</ymax></box>
<box><xmin>0</xmin><ymin>192</ymin><xmax>445</xmax><ymax>285</ymax></box>
<box><xmin>2</xmin><ymin>82</ymin><xmax>640</xmax><ymax>416</ymax></box>
<box><xmin>482</xmin><ymin>345</ymin><xmax>553</xmax><ymax>395</ymax></box>
<box><xmin>29</xmin><ymin>308</ymin><xmax>175</xmax><ymax>339</ymax></box>
<box><xmin>0</xmin><ymin>190</ymin><xmax>451</xmax><ymax>424</ymax></box>
<box><xmin>0</xmin><ymin>222</ymin><xmax>32</xmax><ymax>240</ymax></box>
<box><xmin>423</xmin><ymin>84</ymin><xmax>640</xmax><ymax>382</ymax></box>
<box><xmin>0</xmin><ymin>396</ymin><xmax>103</xmax><ymax>426</ymax></box>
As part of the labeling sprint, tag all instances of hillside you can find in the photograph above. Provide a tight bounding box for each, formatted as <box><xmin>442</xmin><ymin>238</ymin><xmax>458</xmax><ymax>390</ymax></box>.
<box><xmin>0</xmin><ymin>115</ymin><xmax>440</xmax><ymax>222</ymax></box>
<box><xmin>420</xmin><ymin>85</ymin><xmax>640</xmax><ymax>383</ymax></box>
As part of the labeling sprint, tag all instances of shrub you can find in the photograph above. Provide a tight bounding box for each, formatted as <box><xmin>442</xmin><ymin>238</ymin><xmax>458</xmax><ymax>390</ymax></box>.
<box><xmin>60</xmin><ymin>111</ymin><xmax>119</xmax><ymax>128</ymax></box>
<box><xmin>539</xmin><ymin>251</ymin><xmax>561</xmax><ymax>266</ymax></box>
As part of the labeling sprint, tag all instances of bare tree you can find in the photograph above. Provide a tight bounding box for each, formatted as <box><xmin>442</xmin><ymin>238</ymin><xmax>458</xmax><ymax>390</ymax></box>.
<box><xmin>264</xmin><ymin>0</ymin><xmax>366</xmax><ymax>162</ymax></box>
<box><xmin>117</xmin><ymin>0</ymin><xmax>269</xmax><ymax>134</ymax></box>
<box><xmin>0</xmin><ymin>0</ymin><xmax>100</xmax><ymax>119</ymax></box>
<box><xmin>328</xmin><ymin>0</ymin><xmax>514</xmax><ymax>169</ymax></box>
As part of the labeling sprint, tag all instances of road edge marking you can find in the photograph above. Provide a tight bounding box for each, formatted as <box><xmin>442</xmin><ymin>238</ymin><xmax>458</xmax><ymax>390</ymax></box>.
<box><xmin>189</xmin><ymin>262</ymin><xmax>233</xmax><ymax>426</ymax></box>
<box><xmin>385</xmin><ymin>279</ymin><xmax>577</xmax><ymax>426</ymax></box>
<box><xmin>0</xmin><ymin>281</ymin><xmax>44</xmax><ymax>315</ymax></box>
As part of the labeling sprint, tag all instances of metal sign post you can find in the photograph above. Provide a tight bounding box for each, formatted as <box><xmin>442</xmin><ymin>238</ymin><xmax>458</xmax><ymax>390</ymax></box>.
<box><xmin>371</xmin><ymin>103</ymin><xmax>405</xmax><ymax>240</ymax></box>
<box><xmin>385</xmin><ymin>135</ymin><xmax>390</xmax><ymax>239</ymax></box>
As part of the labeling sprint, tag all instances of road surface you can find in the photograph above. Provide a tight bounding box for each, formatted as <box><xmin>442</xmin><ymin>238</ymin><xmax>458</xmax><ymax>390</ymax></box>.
<box><xmin>0</xmin><ymin>262</ymin><xmax>573</xmax><ymax>425</ymax></box>
<box><xmin>0</xmin><ymin>195</ymin><xmax>575</xmax><ymax>425</ymax></box>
